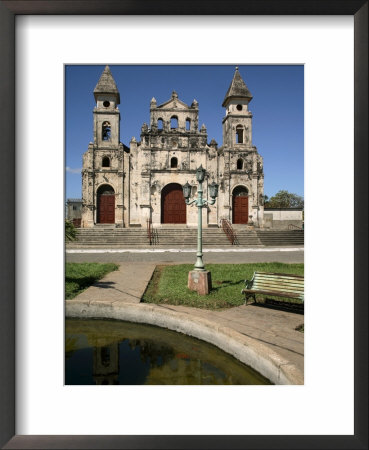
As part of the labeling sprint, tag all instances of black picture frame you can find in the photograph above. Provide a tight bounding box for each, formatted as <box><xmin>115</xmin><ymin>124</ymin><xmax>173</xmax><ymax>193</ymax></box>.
<box><xmin>0</xmin><ymin>1</ymin><xmax>367</xmax><ymax>449</ymax></box>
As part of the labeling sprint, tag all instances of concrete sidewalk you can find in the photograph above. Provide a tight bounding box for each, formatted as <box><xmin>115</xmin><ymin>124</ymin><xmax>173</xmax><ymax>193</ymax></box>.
<box><xmin>157</xmin><ymin>303</ymin><xmax>304</xmax><ymax>374</ymax></box>
<box><xmin>67</xmin><ymin>262</ymin><xmax>304</xmax><ymax>382</ymax></box>
<box><xmin>73</xmin><ymin>263</ymin><xmax>156</xmax><ymax>304</ymax></box>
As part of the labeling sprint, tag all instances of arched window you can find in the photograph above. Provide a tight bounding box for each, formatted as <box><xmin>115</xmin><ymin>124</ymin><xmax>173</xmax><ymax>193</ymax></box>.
<box><xmin>157</xmin><ymin>118</ymin><xmax>163</xmax><ymax>130</ymax></box>
<box><xmin>102</xmin><ymin>121</ymin><xmax>111</xmax><ymax>141</ymax></box>
<box><xmin>170</xmin><ymin>157</ymin><xmax>178</xmax><ymax>168</ymax></box>
<box><xmin>237</xmin><ymin>158</ymin><xmax>243</xmax><ymax>170</ymax></box>
<box><xmin>98</xmin><ymin>185</ymin><xmax>114</xmax><ymax>196</ymax></box>
<box><xmin>186</xmin><ymin>118</ymin><xmax>191</xmax><ymax>131</ymax></box>
<box><xmin>102</xmin><ymin>156</ymin><xmax>110</xmax><ymax>168</ymax></box>
<box><xmin>233</xmin><ymin>185</ymin><xmax>248</xmax><ymax>197</ymax></box>
<box><xmin>236</xmin><ymin>104</ymin><xmax>242</xmax><ymax>111</ymax></box>
<box><xmin>236</xmin><ymin>125</ymin><xmax>243</xmax><ymax>144</ymax></box>
<box><xmin>170</xmin><ymin>116</ymin><xmax>178</xmax><ymax>129</ymax></box>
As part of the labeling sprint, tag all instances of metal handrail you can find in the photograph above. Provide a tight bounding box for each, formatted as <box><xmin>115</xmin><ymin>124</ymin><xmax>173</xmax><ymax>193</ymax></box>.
<box><xmin>220</xmin><ymin>219</ymin><xmax>237</xmax><ymax>245</ymax></box>
<box><xmin>147</xmin><ymin>219</ymin><xmax>153</xmax><ymax>245</ymax></box>
<box><xmin>288</xmin><ymin>223</ymin><xmax>303</xmax><ymax>231</ymax></box>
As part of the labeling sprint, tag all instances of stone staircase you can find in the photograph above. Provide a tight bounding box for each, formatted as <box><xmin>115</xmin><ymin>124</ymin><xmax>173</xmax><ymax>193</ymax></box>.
<box><xmin>67</xmin><ymin>226</ymin><xmax>304</xmax><ymax>249</ymax></box>
<box><xmin>256</xmin><ymin>230</ymin><xmax>304</xmax><ymax>247</ymax></box>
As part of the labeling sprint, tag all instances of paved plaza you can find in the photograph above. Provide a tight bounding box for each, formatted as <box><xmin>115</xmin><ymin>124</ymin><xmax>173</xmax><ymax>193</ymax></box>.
<box><xmin>66</xmin><ymin>247</ymin><xmax>304</xmax><ymax>264</ymax></box>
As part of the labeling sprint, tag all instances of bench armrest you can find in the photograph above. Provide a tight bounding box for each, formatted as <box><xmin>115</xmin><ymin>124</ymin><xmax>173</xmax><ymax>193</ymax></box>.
<box><xmin>244</xmin><ymin>275</ymin><xmax>254</xmax><ymax>290</ymax></box>
<box><xmin>244</xmin><ymin>280</ymin><xmax>251</xmax><ymax>289</ymax></box>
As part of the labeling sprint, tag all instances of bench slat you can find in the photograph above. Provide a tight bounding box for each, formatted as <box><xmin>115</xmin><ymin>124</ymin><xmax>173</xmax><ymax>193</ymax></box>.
<box><xmin>252</xmin><ymin>273</ymin><xmax>303</xmax><ymax>286</ymax></box>
<box><xmin>242</xmin><ymin>288</ymin><xmax>304</xmax><ymax>299</ymax></box>
<box><xmin>252</xmin><ymin>286</ymin><xmax>304</xmax><ymax>295</ymax></box>
<box><xmin>254</xmin><ymin>275</ymin><xmax>304</xmax><ymax>284</ymax></box>
<box><xmin>254</xmin><ymin>271</ymin><xmax>304</xmax><ymax>279</ymax></box>
<box><xmin>247</xmin><ymin>272</ymin><xmax>304</xmax><ymax>280</ymax></box>
<box><xmin>253</xmin><ymin>279</ymin><xmax>304</xmax><ymax>287</ymax></box>
<box><xmin>254</xmin><ymin>283</ymin><xmax>302</xmax><ymax>288</ymax></box>
<box><xmin>254</xmin><ymin>282</ymin><xmax>304</xmax><ymax>289</ymax></box>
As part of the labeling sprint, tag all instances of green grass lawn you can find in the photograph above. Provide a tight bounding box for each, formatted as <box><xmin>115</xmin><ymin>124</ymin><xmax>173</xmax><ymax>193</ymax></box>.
<box><xmin>142</xmin><ymin>262</ymin><xmax>304</xmax><ymax>310</ymax></box>
<box><xmin>65</xmin><ymin>263</ymin><xmax>119</xmax><ymax>299</ymax></box>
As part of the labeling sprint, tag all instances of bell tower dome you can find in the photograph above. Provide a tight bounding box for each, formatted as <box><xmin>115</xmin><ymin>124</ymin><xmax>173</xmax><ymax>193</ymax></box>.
<box><xmin>222</xmin><ymin>67</ymin><xmax>253</xmax><ymax>149</ymax></box>
<box><xmin>93</xmin><ymin>65</ymin><xmax>120</xmax><ymax>148</ymax></box>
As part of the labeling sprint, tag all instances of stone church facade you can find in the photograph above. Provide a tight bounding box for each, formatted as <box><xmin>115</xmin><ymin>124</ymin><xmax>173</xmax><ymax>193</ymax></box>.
<box><xmin>81</xmin><ymin>66</ymin><xmax>264</xmax><ymax>228</ymax></box>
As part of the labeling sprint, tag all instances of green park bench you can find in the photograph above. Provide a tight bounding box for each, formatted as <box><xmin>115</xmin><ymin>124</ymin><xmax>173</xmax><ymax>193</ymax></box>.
<box><xmin>242</xmin><ymin>271</ymin><xmax>304</xmax><ymax>305</ymax></box>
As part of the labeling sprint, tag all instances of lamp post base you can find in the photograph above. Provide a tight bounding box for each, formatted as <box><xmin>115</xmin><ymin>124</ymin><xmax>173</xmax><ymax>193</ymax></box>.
<box><xmin>188</xmin><ymin>270</ymin><xmax>212</xmax><ymax>295</ymax></box>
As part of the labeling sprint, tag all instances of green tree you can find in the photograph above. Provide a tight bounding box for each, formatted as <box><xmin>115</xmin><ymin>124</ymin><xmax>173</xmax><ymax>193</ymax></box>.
<box><xmin>65</xmin><ymin>219</ymin><xmax>77</xmax><ymax>242</ymax></box>
<box><xmin>265</xmin><ymin>190</ymin><xmax>304</xmax><ymax>208</ymax></box>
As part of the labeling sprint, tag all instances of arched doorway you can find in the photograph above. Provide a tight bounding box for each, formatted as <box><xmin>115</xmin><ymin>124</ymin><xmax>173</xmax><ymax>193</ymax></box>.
<box><xmin>97</xmin><ymin>185</ymin><xmax>115</xmax><ymax>224</ymax></box>
<box><xmin>161</xmin><ymin>183</ymin><xmax>186</xmax><ymax>224</ymax></box>
<box><xmin>232</xmin><ymin>186</ymin><xmax>249</xmax><ymax>224</ymax></box>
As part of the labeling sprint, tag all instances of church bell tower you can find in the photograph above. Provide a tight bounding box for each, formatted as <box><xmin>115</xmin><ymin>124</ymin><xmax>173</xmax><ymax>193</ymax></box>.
<box><xmin>81</xmin><ymin>66</ymin><xmax>123</xmax><ymax>228</ymax></box>
<box><xmin>222</xmin><ymin>67</ymin><xmax>253</xmax><ymax>149</ymax></box>
<box><xmin>93</xmin><ymin>65</ymin><xmax>120</xmax><ymax>148</ymax></box>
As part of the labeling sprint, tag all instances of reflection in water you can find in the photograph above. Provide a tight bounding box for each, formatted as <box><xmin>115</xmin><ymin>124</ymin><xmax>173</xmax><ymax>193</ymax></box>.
<box><xmin>65</xmin><ymin>319</ymin><xmax>272</xmax><ymax>385</ymax></box>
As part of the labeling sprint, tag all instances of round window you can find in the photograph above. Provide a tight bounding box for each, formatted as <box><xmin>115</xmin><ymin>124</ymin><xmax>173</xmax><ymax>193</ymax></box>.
<box><xmin>103</xmin><ymin>101</ymin><xmax>110</xmax><ymax>107</ymax></box>
<box><xmin>236</xmin><ymin>104</ymin><xmax>242</xmax><ymax>111</ymax></box>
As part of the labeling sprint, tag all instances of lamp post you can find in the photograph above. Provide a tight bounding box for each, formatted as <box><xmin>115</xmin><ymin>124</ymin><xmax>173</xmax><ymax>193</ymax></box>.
<box><xmin>183</xmin><ymin>165</ymin><xmax>219</xmax><ymax>294</ymax></box>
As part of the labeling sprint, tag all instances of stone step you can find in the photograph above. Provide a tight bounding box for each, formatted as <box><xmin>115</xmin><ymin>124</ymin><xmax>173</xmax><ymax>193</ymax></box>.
<box><xmin>66</xmin><ymin>244</ymin><xmax>264</xmax><ymax>249</ymax></box>
<box><xmin>71</xmin><ymin>228</ymin><xmax>303</xmax><ymax>247</ymax></box>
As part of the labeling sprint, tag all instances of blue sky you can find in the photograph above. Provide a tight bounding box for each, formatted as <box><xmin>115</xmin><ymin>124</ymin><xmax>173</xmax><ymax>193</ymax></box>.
<box><xmin>65</xmin><ymin>65</ymin><xmax>304</xmax><ymax>199</ymax></box>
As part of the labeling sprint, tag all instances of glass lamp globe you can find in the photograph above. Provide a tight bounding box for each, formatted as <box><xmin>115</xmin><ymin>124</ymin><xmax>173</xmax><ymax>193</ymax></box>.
<box><xmin>209</xmin><ymin>181</ymin><xmax>219</xmax><ymax>198</ymax></box>
<box><xmin>182</xmin><ymin>181</ymin><xmax>192</xmax><ymax>199</ymax></box>
<box><xmin>196</xmin><ymin>165</ymin><xmax>206</xmax><ymax>183</ymax></box>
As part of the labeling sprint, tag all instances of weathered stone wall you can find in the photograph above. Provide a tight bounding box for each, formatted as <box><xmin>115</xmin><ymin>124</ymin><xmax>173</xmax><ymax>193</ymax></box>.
<box><xmin>265</xmin><ymin>209</ymin><xmax>303</xmax><ymax>221</ymax></box>
<box><xmin>128</xmin><ymin>137</ymin><xmax>219</xmax><ymax>227</ymax></box>
<box><xmin>222</xmin><ymin>101</ymin><xmax>252</xmax><ymax>148</ymax></box>
<box><xmin>217</xmin><ymin>149</ymin><xmax>264</xmax><ymax>226</ymax></box>
<box><xmin>263</xmin><ymin>209</ymin><xmax>303</xmax><ymax>229</ymax></box>
<box><xmin>82</xmin><ymin>142</ymin><xmax>125</xmax><ymax>227</ymax></box>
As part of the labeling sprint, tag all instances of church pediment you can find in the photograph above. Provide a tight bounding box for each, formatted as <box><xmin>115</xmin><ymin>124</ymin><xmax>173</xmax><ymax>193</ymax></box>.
<box><xmin>156</xmin><ymin>98</ymin><xmax>190</xmax><ymax>110</ymax></box>
<box><xmin>155</xmin><ymin>91</ymin><xmax>191</xmax><ymax>110</ymax></box>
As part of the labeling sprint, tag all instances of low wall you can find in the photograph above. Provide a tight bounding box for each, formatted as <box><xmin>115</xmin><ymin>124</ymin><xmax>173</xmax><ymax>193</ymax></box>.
<box><xmin>264</xmin><ymin>208</ymin><xmax>303</xmax><ymax>229</ymax></box>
